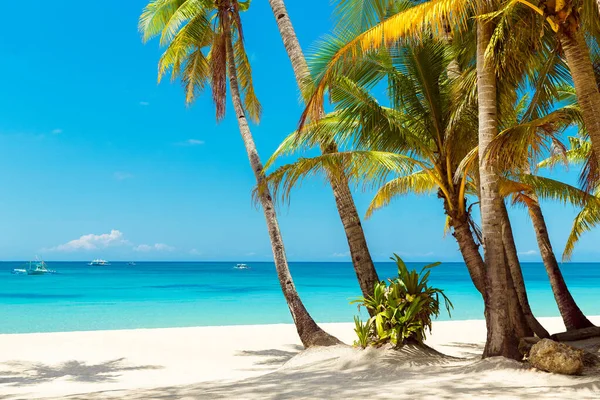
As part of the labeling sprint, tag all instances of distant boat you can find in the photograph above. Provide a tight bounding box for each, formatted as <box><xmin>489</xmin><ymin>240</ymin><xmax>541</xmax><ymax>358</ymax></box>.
<box><xmin>89</xmin><ymin>259</ymin><xmax>111</xmax><ymax>266</ymax></box>
<box><xmin>234</xmin><ymin>264</ymin><xmax>250</xmax><ymax>270</ymax></box>
<box><xmin>12</xmin><ymin>259</ymin><xmax>56</xmax><ymax>275</ymax></box>
<box><xmin>127</xmin><ymin>261</ymin><xmax>136</xmax><ymax>266</ymax></box>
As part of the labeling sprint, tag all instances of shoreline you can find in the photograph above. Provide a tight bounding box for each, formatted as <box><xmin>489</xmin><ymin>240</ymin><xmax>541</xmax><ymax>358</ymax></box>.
<box><xmin>1</xmin><ymin>317</ymin><xmax>599</xmax><ymax>399</ymax></box>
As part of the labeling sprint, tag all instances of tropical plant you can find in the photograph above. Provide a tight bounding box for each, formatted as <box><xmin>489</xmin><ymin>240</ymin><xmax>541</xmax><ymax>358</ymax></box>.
<box><xmin>353</xmin><ymin>316</ymin><xmax>372</xmax><ymax>348</ymax></box>
<box><xmin>138</xmin><ymin>0</ymin><xmax>339</xmax><ymax>347</ymax></box>
<box><xmin>352</xmin><ymin>255</ymin><xmax>452</xmax><ymax>347</ymax></box>
<box><xmin>266</xmin><ymin>0</ymin><xmax>380</xmax><ymax>302</ymax></box>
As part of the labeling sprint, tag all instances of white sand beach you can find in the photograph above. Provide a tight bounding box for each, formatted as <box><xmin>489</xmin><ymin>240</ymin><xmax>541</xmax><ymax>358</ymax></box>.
<box><xmin>1</xmin><ymin>317</ymin><xmax>599</xmax><ymax>399</ymax></box>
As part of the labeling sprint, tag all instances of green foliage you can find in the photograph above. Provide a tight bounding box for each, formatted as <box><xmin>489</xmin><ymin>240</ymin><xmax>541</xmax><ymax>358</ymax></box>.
<box><xmin>353</xmin><ymin>316</ymin><xmax>372</xmax><ymax>349</ymax></box>
<box><xmin>352</xmin><ymin>254</ymin><xmax>452</xmax><ymax>348</ymax></box>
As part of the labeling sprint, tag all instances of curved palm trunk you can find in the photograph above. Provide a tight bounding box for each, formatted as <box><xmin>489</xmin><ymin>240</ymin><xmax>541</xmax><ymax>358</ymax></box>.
<box><xmin>527</xmin><ymin>198</ymin><xmax>595</xmax><ymax>330</ymax></box>
<box><xmin>560</xmin><ymin>28</ymin><xmax>600</xmax><ymax>158</ymax></box>
<box><xmin>224</xmin><ymin>20</ymin><xmax>339</xmax><ymax>347</ymax></box>
<box><xmin>477</xmin><ymin>16</ymin><xmax>520</xmax><ymax>359</ymax></box>
<box><xmin>452</xmin><ymin>220</ymin><xmax>486</xmax><ymax>295</ymax></box>
<box><xmin>451</xmin><ymin>211</ymin><xmax>547</xmax><ymax>338</ymax></box>
<box><xmin>267</xmin><ymin>0</ymin><xmax>379</xmax><ymax>300</ymax></box>
<box><xmin>499</xmin><ymin>202</ymin><xmax>549</xmax><ymax>338</ymax></box>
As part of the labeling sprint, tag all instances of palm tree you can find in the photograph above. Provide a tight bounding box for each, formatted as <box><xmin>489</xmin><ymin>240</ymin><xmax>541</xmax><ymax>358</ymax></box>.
<box><xmin>487</xmin><ymin>77</ymin><xmax>597</xmax><ymax>331</ymax></box>
<box><xmin>138</xmin><ymin>0</ymin><xmax>339</xmax><ymax>347</ymax></box>
<box><xmin>265</xmin><ymin>39</ymin><xmax>550</xmax><ymax>340</ymax></box>
<box><xmin>474</xmin><ymin>1</ymin><xmax>521</xmax><ymax>359</ymax></box>
<box><xmin>266</xmin><ymin>0</ymin><xmax>380</xmax><ymax>301</ymax></box>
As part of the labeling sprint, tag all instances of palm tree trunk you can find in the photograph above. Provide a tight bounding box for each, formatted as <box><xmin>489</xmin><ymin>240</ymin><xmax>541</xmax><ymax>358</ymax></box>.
<box><xmin>224</xmin><ymin>19</ymin><xmax>340</xmax><ymax>348</ymax></box>
<box><xmin>267</xmin><ymin>0</ymin><xmax>380</xmax><ymax>300</ymax></box>
<box><xmin>499</xmin><ymin>202</ymin><xmax>549</xmax><ymax>338</ymax></box>
<box><xmin>527</xmin><ymin>197</ymin><xmax>595</xmax><ymax>330</ymax></box>
<box><xmin>560</xmin><ymin>28</ymin><xmax>600</xmax><ymax>158</ymax></box>
<box><xmin>451</xmin><ymin>219</ymin><xmax>486</xmax><ymax>295</ymax></box>
<box><xmin>477</xmin><ymin>15</ymin><xmax>520</xmax><ymax>359</ymax></box>
<box><xmin>504</xmin><ymin>248</ymin><xmax>533</xmax><ymax>339</ymax></box>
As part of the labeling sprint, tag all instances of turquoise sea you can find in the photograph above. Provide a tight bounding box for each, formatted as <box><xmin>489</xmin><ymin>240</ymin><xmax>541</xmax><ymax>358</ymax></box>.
<box><xmin>0</xmin><ymin>261</ymin><xmax>598</xmax><ymax>334</ymax></box>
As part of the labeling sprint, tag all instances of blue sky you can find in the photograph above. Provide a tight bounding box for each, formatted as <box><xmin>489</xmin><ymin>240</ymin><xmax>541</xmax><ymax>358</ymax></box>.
<box><xmin>0</xmin><ymin>1</ymin><xmax>597</xmax><ymax>262</ymax></box>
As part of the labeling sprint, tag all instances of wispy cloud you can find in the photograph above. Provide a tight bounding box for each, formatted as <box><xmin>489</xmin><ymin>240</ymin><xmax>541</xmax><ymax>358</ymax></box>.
<box><xmin>396</xmin><ymin>251</ymin><xmax>434</xmax><ymax>258</ymax></box>
<box><xmin>48</xmin><ymin>230</ymin><xmax>128</xmax><ymax>252</ymax></box>
<box><xmin>114</xmin><ymin>172</ymin><xmax>134</xmax><ymax>181</ymax></box>
<box><xmin>175</xmin><ymin>139</ymin><xmax>205</xmax><ymax>146</ymax></box>
<box><xmin>332</xmin><ymin>251</ymin><xmax>350</xmax><ymax>258</ymax></box>
<box><xmin>51</xmin><ymin>129</ymin><xmax>63</xmax><ymax>135</ymax></box>
<box><xmin>518</xmin><ymin>250</ymin><xmax>538</xmax><ymax>256</ymax></box>
<box><xmin>134</xmin><ymin>243</ymin><xmax>175</xmax><ymax>252</ymax></box>
<box><xmin>139</xmin><ymin>101</ymin><xmax>150</xmax><ymax>106</ymax></box>
<box><xmin>189</xmin><ymin>248</ymin><xmax>202</xmax><ymax>256</ymax></box>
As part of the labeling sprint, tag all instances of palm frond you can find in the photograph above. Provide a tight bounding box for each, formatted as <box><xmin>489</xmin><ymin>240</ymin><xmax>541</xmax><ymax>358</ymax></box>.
<box><xmin>301</xmin><ymin>0</ymin><xmax>472</xmax><ymax>125</ymax></box>
<box><xmin>563</xmin><ymin>190</ymin><xmax>600</xmax><ymax>260</ymax></box>
<box><xmin>233</xmin><ymin>20</ymin><xmax>261</xmax><ymax>122</ymax></box>
<box><xmin>265</xmin><ymin>151</ymin><xmax>422</xmax><ymax>204</ymax></box>
<box><xmin>366</xmin><ymin>170</ymin><xmax>438</xmax><ymax>218</ymax></box>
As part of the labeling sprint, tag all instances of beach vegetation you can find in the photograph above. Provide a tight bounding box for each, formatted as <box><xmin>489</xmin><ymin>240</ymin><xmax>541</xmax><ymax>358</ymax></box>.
<box><xmin>138</xmin><ymin>0</ymin><xmax>600</xmax><ymax>359</ymax></box>
<box><xmin>352</xmin><ymin>255</ymin><xmax>452</xmax><ymax>348</ymax></box>
<box><xmin>353</xmin><ymin>316</ymin><xmax>372</xmax><ymax>349</ymax></box>
<box><xmin>262</xmin><ymin>0</ymin><xmax>600</xmax><ymax>358</ymax></box>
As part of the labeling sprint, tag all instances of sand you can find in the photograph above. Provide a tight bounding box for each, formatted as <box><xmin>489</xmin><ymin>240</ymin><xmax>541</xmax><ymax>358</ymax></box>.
<box><xmin>0</xmin><ymin>317</ymin><xmax>599</xmax><ymax>399</ymax></box>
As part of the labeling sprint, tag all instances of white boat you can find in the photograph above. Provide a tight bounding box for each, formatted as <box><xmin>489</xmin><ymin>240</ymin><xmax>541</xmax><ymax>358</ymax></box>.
<box><xmin>127</xmin><ymin>261</ymin><xmax>136</xmax><ymax>266</ymax></box>
<box><xmin>234</xmin><ymin>263</ymin><xmax>250</xmax><ymax>270</ymax></box>
<box><xmin>89</xmin><ymin>259</ymin><xmax>111</xmax><ymax>266</ymax></box>
<box><xmin>12</xmin><ymin>259</ymin><xmax>56</xmax><ymax>275</ymax></box>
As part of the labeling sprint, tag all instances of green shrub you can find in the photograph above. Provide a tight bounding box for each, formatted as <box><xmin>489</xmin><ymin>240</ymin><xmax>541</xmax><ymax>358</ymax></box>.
<box><xmin>351</xmin><ymin>254</ymin><xmax>452</xmax><ymax>348</ymax></box>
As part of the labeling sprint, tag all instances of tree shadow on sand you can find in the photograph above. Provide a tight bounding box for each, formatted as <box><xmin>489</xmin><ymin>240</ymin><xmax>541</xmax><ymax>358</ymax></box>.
<box><xmin>236</xmin><ymin>345</ymin><xmax>304</xmax><ymax>366</ymax></box>
<box><xmin>57</xmin><ymin>344</ymin><xmax>600</xmax><ymax>400</ymax></box>
<box><xmin>0</xmin><ymin>358</ymin><xmax>163</xmax><ymax>386</ymax></box>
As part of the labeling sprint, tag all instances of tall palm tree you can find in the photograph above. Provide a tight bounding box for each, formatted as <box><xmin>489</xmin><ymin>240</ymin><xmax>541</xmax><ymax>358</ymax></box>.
<box><xmin>475</xmin><ymin>1</ymin><xmax>520</xmax><ymax>359</ymax></box>
<box><xmin>487</xmin><ymin>79</ymin><xmax>597</xmax><ymax>331</ymax></box>
<box><xmin>138</xmin><ymin>0</ymin><xmax>339</xmax><ymax>347</ymax></box>
<box><xmin>266</xmin><ymin>0</ymin><xmax>379</xmax><ymax>301</ymax></box>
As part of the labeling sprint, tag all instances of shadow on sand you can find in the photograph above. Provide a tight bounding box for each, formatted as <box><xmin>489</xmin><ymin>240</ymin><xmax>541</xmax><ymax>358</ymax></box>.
<box><xmin>0</xmin><ymin>358</ymin><xmax>162</xmax><ymax>387</ymax></box>
<box><xmin>56</xmin><ymin>343</ymin><xmax>600</xmax><ymax>400</ymax></box>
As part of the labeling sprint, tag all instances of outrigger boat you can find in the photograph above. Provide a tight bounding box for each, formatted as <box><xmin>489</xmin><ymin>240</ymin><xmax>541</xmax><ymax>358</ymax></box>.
<box><xmin>233</xmin><ymin>263</ymin><xmax>250</xmax><ymax>270</ymax></box>
<box><xmin>12</xmin><ymin>259</ymin><xmax>56</xmax><ymax>275</ymax></box>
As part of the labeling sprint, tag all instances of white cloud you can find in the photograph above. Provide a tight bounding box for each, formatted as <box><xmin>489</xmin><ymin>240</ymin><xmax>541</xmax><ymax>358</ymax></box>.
<box><xmin>518</xmin><ymin>250</ymin><xmax>538</xmax><ymax>256</ymax></box>
<box><xmin>51</xmin><ymin>129</ymin><xmax>63</xmax><ymax>134</ymax></box>
<box><xmin>189</xmin><ymin>248</ymin><xmax>202</xmax><ymax>255</ymax></box>
<box><xmin>114</xmin><ymin>172</ymin><xmax>134</xmax><ymax>181</ymax></box>
<box><xmin>134</xmin><ymin>243</ymin><xmax>175</xmax><ymax>252</ymax></box>
<box><xmin>332</xmin><ymin>252</ymin><xmax>350</xmax><ymax>258</ymax></box>
<box><xmin>246</xmin><ymin>252</ymin><xmax>256</xmax><ymax>256</ymax></box>
<box><xmin>176</xmin><ymin>139</ymin><xmax>205</xmax><ymax>146</ymax></box>
<box><xmin>50</xmin><ymin>230</ymin><xmax>128</xmax><ymax>252</ymax></box>
<box><xmin>139</xmin><ymin>101</ymin><xmax>150</xmax><ymax>106</ymax></box>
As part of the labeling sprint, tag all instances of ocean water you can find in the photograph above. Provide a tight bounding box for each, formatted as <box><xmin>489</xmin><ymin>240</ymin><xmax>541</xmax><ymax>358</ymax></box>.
<box><xmin>0</xmin><ymin>261</ymin><xmax>598</xmax><ymax>334</ymax></box>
